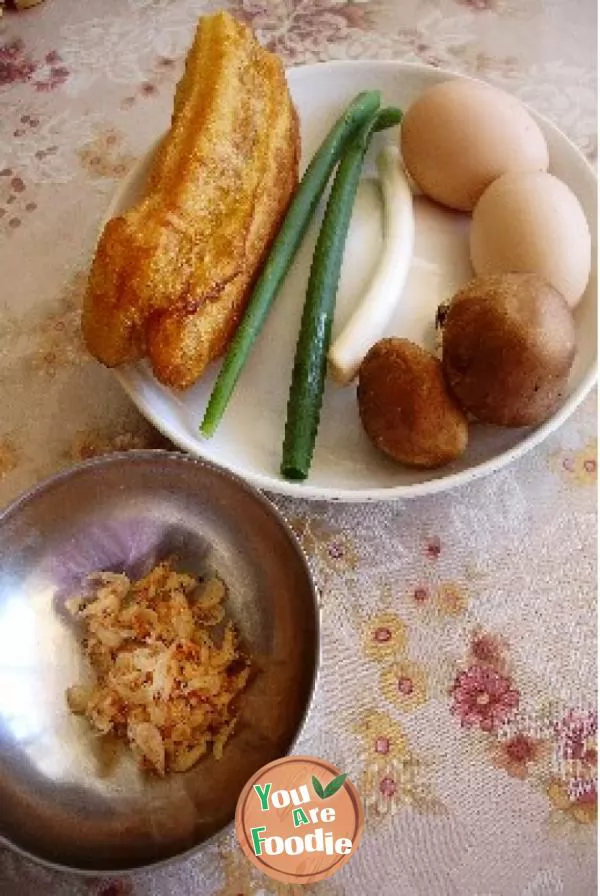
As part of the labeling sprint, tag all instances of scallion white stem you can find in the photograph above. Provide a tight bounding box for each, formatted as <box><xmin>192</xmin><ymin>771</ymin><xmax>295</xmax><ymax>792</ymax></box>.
<box><xmin>328</xmin><ymin>145</ymin><xmax>415</xmax><ymax>385</ymax></box>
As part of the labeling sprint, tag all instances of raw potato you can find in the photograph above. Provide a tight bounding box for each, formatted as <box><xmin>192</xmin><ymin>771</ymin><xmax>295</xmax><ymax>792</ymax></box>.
<box><xmin>442</xmin><ymin>273</ymin><xmax>576</xmax><ymax>427</ymax></box>
<box><xmin>470</xmin><ymin>171</ymin><xmax>592</xmax><ymax>309</ymax></box>
<box><xmin>401</xmin><ymin>79</ymin><xmax>549</xmax><ymax>212</ymax></box>
<box><xmin>358</xmin><ymin>338</ymin><xmax>469</xmax><ymax>468</ymax></box>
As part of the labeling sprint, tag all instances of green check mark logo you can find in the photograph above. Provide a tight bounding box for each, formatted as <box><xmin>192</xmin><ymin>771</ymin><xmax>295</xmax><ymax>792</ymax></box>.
<box><xmin>311</xmin><ymin>773</ymin><xmax>348</xmax><ymax>800</ymax></box>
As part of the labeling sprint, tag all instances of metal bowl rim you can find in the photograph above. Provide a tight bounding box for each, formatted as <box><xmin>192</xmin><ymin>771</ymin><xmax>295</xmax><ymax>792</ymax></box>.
<box><xmin>0</xmin><ymin>449</ymin><xmax>321</xmax><ymax>876</ymax></box>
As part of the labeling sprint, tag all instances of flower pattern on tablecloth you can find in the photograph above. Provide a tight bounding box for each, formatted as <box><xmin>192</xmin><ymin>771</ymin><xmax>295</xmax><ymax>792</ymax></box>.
<box><xmin>554</xmin><ymin>709</ymin><xmax>598</xmax><ymax>794</ymax></box>
<box><xmin>468</xmin><ymin>627</ymin><xmax>508</xmax><ymax>671</ymax></box>
<box><xmin>233</xmin><ymin>0</ymin><xmax>377</xmax><ymax>61</ymax></box>
<box><xmin>360</xmin><ymin>709</ymin><xmax>410</xmax><ymax>762</ymax></box>
<box><xmin>0</xmin><ymin>269</ymin><xmax>88</xmax><ymax>386</ymax></box>
<box><xmin>363</xmin><ymin>611</ymin><xmax>407</xmax><ymax>659</ymax></box>
<box><xmin>354</xmin><ymin>597</ymin><xmax>442</xmax><ymax>817</ymax></box>
<box><xmin>0</xmin><ymin>106</ymin><xmax>110</xmax><ymax>184</ymax></box>
<box><xmin>120</xmin><ymin>54</ymin><xmax>180</xmax><ymax>109</ymax></box>
<box><xmin>0</xmin><ymin>165</ymin><xmax>38</xmax><ymax>233</ymax></box>
<box><xmin>450</xmin><ymin>628</ymin><xmax>597</xmax><ymax>829</ymax></box>
<box><xmin>434</xmin><ymin>580</ymin><xmax>470</xmax><ymax>616</ymax></box>
<box><xmin>288</xmin><ymin>515</ymin><xmax>360</xmax><ymax>583</ymax></box>
<box><xmin>355</xmin><ymin>709</ymin><xmax>442</xmax><ymax>817</ymax></box>
<box><xmin>551</xmin><ymin>440</ymin><xmax>598</xmax><ymax>487</ymax></box>
<box><xmin>77</xmin><ymin>127</ymin><xmax>136</xmax><ymax>180</ymax></box>
<box><xmin>57</xmin><ymin>2</ymin><xmax>227</xmax><ymax>96</ymax></box>
<box><xmin>95</xmin><ymin>881</ymin><xmax>134</xmax><ymax>896</ymax></box>
<box><xmin>489</xmin><ymin>732</ymin><xmax>550</xmax><ymax>780</ymax></box>
<box><xmin>408</xmin><ymin>576</ymin><xmax>472</xmax><ymax>632</ymax></box>
<box><xmin>491</xmin><ymin>60</ymin><xmax>598</xmax><ymax>163</ymax></box>
<box><xmin>0</xmin><ymin>1</ymin><xmax>596</xmax><ymax>894</ymax></box>
<box><xmin>0</xmin><ymin>38</ymin><xmax>69</xmax><ymax>90</ymax></box>
<box><xmin>453</xmin><ymin>0</ymin><xmax>560</xmax><ymax>18</ymax></box>
<box><xmin>29</xmin><ymin>276</ymin><xmax>88</xmax><ymax>378</ymax></box>
<box><xmin>547</xmin><ymin>777</ymin><xmax>597</xmax><ymax>826</ymax></box>
<box><xmin>381</xmin><ymin>659</ymin><xmax>429</xmax><ymax>712</ymax></box>
<box><xmin>450</xmin><ymin>663</ymin><xmax>520</xmax><ymax>732</ymax></box>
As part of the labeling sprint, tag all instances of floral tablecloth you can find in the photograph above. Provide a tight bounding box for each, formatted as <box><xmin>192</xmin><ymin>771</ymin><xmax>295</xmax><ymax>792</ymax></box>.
<box><xmin>0</xmin><ymin>1</ymin><xmax>597</xmax><ymax>894</ymax></box>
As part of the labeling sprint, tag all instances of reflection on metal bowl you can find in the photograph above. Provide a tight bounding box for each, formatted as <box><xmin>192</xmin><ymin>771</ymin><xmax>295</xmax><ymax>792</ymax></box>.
<box><xmin>0</xmin><ymin>451</ymin><xmax>319</xmax><ymax>874</ymax></box>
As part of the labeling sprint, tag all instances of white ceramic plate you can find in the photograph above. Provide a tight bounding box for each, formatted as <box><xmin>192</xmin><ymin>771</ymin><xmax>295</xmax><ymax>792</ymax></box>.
<box><xmin>110</xmin><ymin>60</ymin><xmax>597</xmax><ymax>502</ymax></box>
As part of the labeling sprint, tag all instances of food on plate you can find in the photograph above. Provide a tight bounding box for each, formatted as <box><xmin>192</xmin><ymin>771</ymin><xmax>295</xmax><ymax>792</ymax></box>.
<box><xmin>328</xmin><ymin>146</ymin><xmax>415</xmax><ymax>385</ymax></box>
<box><xmin>82</xmin><ymin>12</ymin><xmax>300</xmax><ymax>390</ymax></box>
<box><xmin>400</xmin><ymin>79</ymin><xmax>549</xmax><ymax>212</ymax></box>
<box><xmin>357</xmin><ymin>338</ymin><xmax>469</xmax><ymax>468</ymax></box>
<box><xmin>201</xmin><ymin>89</ymin><xmax>383</xmax><ymax>438</ymax></box>
<box><xmin>66</xmin><ymin>562</ymin><xmax>250</xmax><ymax>776</ymax></box>
<box><xmin>281</xmin><ymin>107</ymin><xmax>403</xmax><ymax>481</ymax></box>
<box><xmin>441</xmin><ymin>273</ymin><xmax>576</xmax><ymax>426</ymax></box>
<box><xmin>470</xmin><ymin>171</ymin><xmax>592</xmax><ymax>309</ymax></box>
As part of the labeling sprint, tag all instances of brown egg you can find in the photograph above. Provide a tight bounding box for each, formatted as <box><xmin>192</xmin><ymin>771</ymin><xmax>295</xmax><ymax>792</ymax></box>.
<box><xmin>470</xmin><ymin>171</ymin><xmax>592</xmax><ymax>309</ymax></box>
<box><xmin>401</xmin><ymin>79</ymin><xmax>549</xmax><ymax>212</ymax></box>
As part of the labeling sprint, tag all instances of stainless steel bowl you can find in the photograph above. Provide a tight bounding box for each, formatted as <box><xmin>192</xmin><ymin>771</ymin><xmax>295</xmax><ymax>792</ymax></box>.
<box><xmin>0</xmin><ymin>451</ymin><xmax>319</xmax><ymax>874</ymax></box>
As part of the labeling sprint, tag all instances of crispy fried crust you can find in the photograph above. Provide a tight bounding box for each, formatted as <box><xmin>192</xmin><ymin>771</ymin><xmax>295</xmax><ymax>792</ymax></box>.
<box><xmin>82</xmin><ymin>12</ymin><xmax>300</xmax><ymax>387</ymax></box>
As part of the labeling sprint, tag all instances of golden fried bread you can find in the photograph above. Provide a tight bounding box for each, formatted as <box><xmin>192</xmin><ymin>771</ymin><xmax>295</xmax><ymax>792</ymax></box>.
<box><xmin>82</xmin><ymin>12</ymin><xmax>299</xmax><ymax>384</ymax></box>
<box><xmin>145</xmin><ymin>57</ymin><xmax>299</xmax><ymax>388</ymax></box>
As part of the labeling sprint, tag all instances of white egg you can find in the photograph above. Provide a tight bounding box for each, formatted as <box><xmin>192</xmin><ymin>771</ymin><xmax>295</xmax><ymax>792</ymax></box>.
<box><xmin>470</xmin><ymin>171</ymin><xmax>591</xmax><ymax>308</ymax></box>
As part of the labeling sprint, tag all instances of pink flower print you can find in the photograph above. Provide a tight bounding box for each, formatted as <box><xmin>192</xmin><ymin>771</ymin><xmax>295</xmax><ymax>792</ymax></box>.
<box><xmin>0</xmin><ymin>40</ymin><xmax>69</xmax><ymax>91</ymax></box>
<box><xmin>235</xmin><ymin>0</ymin><xmax>376</xmax><ymax>62</ymax></box>
<box><xmin>363</xmin><ymin>613</ymin><xmax>407</xmax><ymax>660</ymax></box>
<box><xmin>327</xmin><ymin>540</ymin><xmax>345</xmax><ymax>560</ymax></box>
<box><xmin>0</xmin><ymin>39</ymin><xmax>36</xmax><ymax>87</ymax></box>
<box><xmin>397</xmin><ymin>676</ymin><xmax>414</xmax><ymax>696</ymax></box>
<box><xmin>451</xmin><ymin>665</ymin><xmax>519</xmax><ymax>732</ymax></box>
<box><xmin>552</xmin><ymin>441</ymin><xmax>597</xmax><ymax>486</ymax></box>
<box><xmin>358</xmin><ymin>710</ymin><xmax>409</xmax><ymax>763</ymax></box>
<box><xmin>491</xmin><ymin>733</ymin><xmax>549</xmax><ymax>780</ymax></box>
<box><xmin>98</xmin><ymin>880</ymin><xmax>133</xmax><ymax>896</ymax></box>
<box><xmin>425</xmin><ymin>536</ymin><xmax>441</xmax><ymax>558</ymax></box>
<box><xmin>375</xmin><ymin>736</ymin><xmax>390</xmax><ymax>755</ymax></box>
<box><xmin>34</xmin><ymin>52</ymin><xmax>70</xmax><ymax>92</ymax></box>
<box><xmin>556</xmin><ymin>709</ymin><xmax>597</xmax><ymax>763</ymax></box>
<box><xmin>548</xmin><ymin>777</ymin><xmax>597</xmax><ymax>825</ymax></box>
<box><xmin>381</xmin><ymin>660</ymin><xmax>428</xmax><ymax>712</ymax></box>
<box><xmin>379</xmin><ymin>776</ymin><xmax>397</xmax><ymax>797</ymax></box>
<box><xmin>469</xmin><ymin>629</ymin><xmax>506</xmax><ymax>671</ymax></box>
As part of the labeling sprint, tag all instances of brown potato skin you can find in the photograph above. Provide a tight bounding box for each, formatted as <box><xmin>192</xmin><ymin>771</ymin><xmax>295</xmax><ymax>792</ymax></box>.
<box><xmin>358</xmin><ymin>338</ymin><xmax>469</xmax><ymax>469</ymax></box>
<box><xmin>442</xmin><ymin>273</ymin><xmax>576</xmax><ymax>426</ymax></box>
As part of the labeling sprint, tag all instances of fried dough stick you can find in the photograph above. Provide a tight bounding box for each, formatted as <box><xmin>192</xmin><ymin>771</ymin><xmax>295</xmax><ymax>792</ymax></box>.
<box><xmin>146</xmin><ymin>56</ymin><xmax>298</xmax><ymax>388</ymax></box>
<box><xmin>82</xmin><ymin>12</ymin><xmax>299</xmax><ymax>386</ymax></box>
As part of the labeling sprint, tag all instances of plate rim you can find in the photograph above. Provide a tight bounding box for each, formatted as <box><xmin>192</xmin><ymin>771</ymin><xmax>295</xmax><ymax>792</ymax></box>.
<box><xmin>109</xmin><ymin>58</ymin><xmax>597</xmax><ymax>503</ymax></box>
